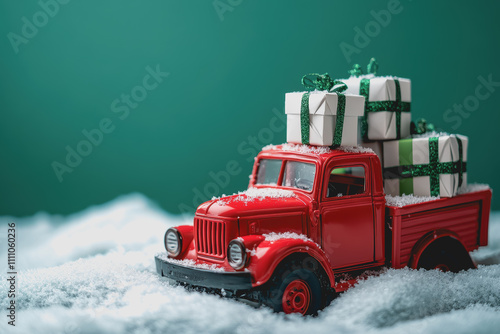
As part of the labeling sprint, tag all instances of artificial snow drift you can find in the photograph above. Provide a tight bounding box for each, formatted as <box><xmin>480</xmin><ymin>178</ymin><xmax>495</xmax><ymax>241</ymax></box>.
<box><xmin>1</xmin><ymin>193</ymin><xmax>499</xmax><ymax>334</ymax></box>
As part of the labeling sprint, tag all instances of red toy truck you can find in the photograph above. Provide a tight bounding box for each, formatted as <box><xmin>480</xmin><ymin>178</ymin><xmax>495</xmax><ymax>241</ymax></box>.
<box><xmin>155</xmin><ymin>144</ymin><xmax>491</xmax><ymax>315</ymax></box>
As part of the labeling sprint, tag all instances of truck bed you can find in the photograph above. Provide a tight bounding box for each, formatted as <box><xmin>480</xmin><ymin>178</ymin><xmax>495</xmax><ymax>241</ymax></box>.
<box><xmin>386</xmin><ymin>189</ymin><xmax>492</xmax><ymax>269</ymax></box>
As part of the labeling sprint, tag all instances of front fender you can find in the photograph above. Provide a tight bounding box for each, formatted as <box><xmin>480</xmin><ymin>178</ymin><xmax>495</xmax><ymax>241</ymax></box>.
<box><xmin>173</xmin><ymin>225</ymin><xmax>194</xmax><ymax>258</ymax></box>
<box><xmin>239</xmin><ymin>236</ymin><xmax>335</xmax><ymax>288</ymax></box>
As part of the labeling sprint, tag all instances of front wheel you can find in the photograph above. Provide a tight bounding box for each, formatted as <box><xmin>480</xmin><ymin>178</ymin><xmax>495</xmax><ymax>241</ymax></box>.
<box><xmin>281</xmin><ymin>279</ymin><xmax>311</xmax><ymax>314</ymax></box>
<box><xmin>258</xmin><ymin>257</ymin><xmax>329</xmax><ymax>315</ymax></box>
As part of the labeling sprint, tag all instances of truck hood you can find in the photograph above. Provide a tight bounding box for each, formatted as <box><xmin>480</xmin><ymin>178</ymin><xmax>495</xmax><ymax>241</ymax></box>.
<box><xmin>196</xmin><ymin>188</ymin><xmax>309</xmax><ymax>218</ymax></box>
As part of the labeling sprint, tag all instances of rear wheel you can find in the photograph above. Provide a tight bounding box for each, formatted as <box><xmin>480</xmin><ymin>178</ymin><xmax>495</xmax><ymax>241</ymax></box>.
<box><xmin>258</xmin><ymin>256</ymin><xmax>330</xmax><ymax>315</ymax></box>
<box><xmin>417</xmin><ymin>238</ymin><xmax>475</xmax><ymax>273</ymax></box>
<box><xmin>418</xmin><ymin>248</ymin><xmax>458</xmax><ymax>272</ymax></box>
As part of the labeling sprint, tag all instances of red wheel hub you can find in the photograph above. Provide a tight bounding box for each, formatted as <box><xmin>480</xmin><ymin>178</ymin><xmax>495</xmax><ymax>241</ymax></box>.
<box><xmin>435</xmin><ymin>264</ymin><xmax>450</xmax><ymax>272</ymax></box>
<box><xmin>282</xmin><ymin>279</ymin><xmax>311</xmax><ymax>315</ymax></box>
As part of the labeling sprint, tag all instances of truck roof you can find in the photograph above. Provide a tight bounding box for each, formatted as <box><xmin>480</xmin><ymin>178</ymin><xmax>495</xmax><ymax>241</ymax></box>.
<box><xmin>260</xmin><ymin>143</ymin><xmax>377</xmax><ymax>161</ymax></box>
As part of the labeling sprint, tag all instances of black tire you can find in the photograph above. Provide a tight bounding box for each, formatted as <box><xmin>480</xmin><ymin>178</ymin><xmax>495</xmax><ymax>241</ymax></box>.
<box><xmin>418</xmin><ymin>241</ymin><xmax>475</xmax><ymax>273</ymax></box>
<box><xmin>258</xmin><ymin>256</ymin><xmax>329</xmax><ymax>315</ymax></box>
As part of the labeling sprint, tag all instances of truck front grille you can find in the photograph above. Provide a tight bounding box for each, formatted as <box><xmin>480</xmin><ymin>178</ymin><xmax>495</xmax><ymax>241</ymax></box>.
<box><xmin>195</xmin><ymin>218</ymin><xmax>226</xmax><ymax>259</ymax></box>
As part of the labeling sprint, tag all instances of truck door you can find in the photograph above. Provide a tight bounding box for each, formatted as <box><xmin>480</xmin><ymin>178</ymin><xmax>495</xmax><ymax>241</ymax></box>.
<box><xmin>320</xmin><ymin>157</ymin><xmax>375</xmax><ymax>269</ymax></box>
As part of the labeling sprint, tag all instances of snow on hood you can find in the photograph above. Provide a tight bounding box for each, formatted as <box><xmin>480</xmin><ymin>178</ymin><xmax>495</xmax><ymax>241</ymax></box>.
<box><xmin>202</xmin><ymin>187</ymin><xmax>306</xmax><ymax>217</ymax></box>
<box><xmin>215</xmin><ymin>187</ymin><xmax>296</xmax><ymax>204</ymax></box>
<box><xmin>263</xmin><ymin>232</ymin><xmax>313</xmax><ymax>243</ymax></box>
<box><xmin>0</xmin><ymin>195</ymin><xmax>499</xmax><ymax>334</ymax></box>
<box><xmin>196</xmin><ymin>188</ymin><xmax>307</xmax><ymax>218</ymax></box>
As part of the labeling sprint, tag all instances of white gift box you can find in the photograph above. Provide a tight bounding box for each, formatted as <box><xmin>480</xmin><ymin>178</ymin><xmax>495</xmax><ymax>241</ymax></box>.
<box><xmin>285</xmin><ymin>91</ymin><xmax>365</xmax><ymax>147</ymax></box>
<box><xmin>341</xmin><ymin>75</ymin><xmax>411</xmax><ymax>141</ymax></box>
<box><xmin>382</xmin><ymin>134</ymin><xmax>468</xmax><ymax>197</ymax></box>
<box><xmin>361</xmin><ymin>141</ymin><xmax>383</xmax><ymax>163</ymax></box>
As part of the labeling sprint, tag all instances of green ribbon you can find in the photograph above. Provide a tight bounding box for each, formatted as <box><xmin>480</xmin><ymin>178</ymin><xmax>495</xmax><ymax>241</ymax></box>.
<box><xmin>299</xmin><ymin>73</ymin><xmax>347</xmax><ymax>146</ymax></box>
<box><xmin>359</xmin><ymin>78</ymin><xmax>410</xmax><ymax>140</ymax></box>
<box><xmin>333</xmin><ymin>94</ymin><xmax>347</xmax><ymax>147</ymax></box>
<box><xmin>367</xmin><ymin>58</ymin><xmax>378</xmax><ymax>75</ymax></box>
<box><xmin>300</xmin><ymin>92</ymin><xmax>311</xmax><ymax>144</ymax></box>
<box><xmin>456</xmin><ymin>136</ymin><xmax>465</xmax><ymax>187</ymax></box>
<box><xmin>411</xmin><ymin>118</ymin><xmax>435</xmax><ymax>135</ymax></box>
<box><xmin>360</xmin><ymin>78</ymin><xmax>370</xmax><ymax>140</ymax></box>
<box><xmin>383</xmin><ymin>136</ymin><xmax>467</xmax><ymax>196</ymax></box>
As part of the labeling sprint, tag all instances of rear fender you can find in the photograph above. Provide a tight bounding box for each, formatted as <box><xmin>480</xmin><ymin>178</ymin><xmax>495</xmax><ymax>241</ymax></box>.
<box><xmin>408</xmin><ymin>229</ymin><xmax>466</xmax><ymax>269</ymax></box>
<box><xmin>240</xmin><ymin>236</ymin><xmax>335</xmax><ymax>288</ymax></box>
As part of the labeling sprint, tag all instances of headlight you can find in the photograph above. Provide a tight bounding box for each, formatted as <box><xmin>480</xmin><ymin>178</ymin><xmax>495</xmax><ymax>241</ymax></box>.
<box><xmin>228</xmin><ymin>239</ymin><xmax>247</xmax><ymax>270</ymax></box>
<box><xmin>165</xmin><ymin>228</ymin><xmax>182</xmax><ymax>257</ymax></box>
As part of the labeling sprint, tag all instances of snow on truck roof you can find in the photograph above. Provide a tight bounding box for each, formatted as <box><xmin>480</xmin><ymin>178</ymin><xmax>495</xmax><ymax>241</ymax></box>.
<box><xmin>261</xmin><ymin>143</ymin><xmax>375</xmax><ymax>156</ymax></box>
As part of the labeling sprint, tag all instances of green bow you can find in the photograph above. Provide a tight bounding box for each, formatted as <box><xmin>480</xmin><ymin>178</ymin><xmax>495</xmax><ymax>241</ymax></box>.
<box><xmin>301</xmin><ymin>73</ymin><xmax>347</xmax><ymax>93</ymax></box>
<box><xmin>367</xmin><ymin>58</ymin><xmax>378</xmax><ymax>75</ymax></box>
<box><xmin>349</xmin><ymin>58</ymin><xmax>379</xmax><ymax>77</ymax></box>
<box><xmin>411</xmin><ymin>118</ymin><xmax>435</xmax><ymax>135</ymax></box>
<box><xmin>299</xmin><ymin>73</ymin><xmax>347</xmax><ymax>146</ymax></box>
<box><xmin>348</xmin><ymin>64</ymin><xmax>363</xmax><ymax>77</ymax></box>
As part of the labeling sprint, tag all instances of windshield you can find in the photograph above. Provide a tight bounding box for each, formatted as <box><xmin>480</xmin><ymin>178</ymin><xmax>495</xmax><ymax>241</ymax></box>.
<box><xmin>256</xmin><ymin>159</ymin><xmax>282</xmax><ymax>185</ymax></box>
<box><xmin>256</xmin><ymin>159</ymin><xmax>316</xmax><ymax>191</ymax></box>
<box><xmin>282</xmin><ymin>161</ymin><xmax>316</xmax><ymax>191</ymax></box>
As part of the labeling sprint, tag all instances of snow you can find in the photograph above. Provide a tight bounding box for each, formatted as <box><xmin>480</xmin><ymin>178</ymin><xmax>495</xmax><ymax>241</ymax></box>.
<box><xmin>287</xmin><ymin>90</ymin><xmax>362</xmax><ymax>98</ymax></box>
<box><xmin>263</xmin><ymin>232</ymin><xmax>314</xmax><ymax>243</ymax></box>
<box><xmin>262</xmin><ymin>143</ymin><xmax>374</xmax><ymax>155</ymax></box>
<box><xmin>338</xmin><ymin>145</ymin><xmax>375</xmax><ymax>154</ymax></box>
<box><xmin>385</xmin><ymin>184</ymin><xmax>491</xmax><ymax>208</ymax></box>
<box><xmin>238</xmin><ymin>187</ymin><xmax>296</xmax><ymax>200</ymax></box>
<box><xmin>262</xmin><ymin>143</ymin><xmax>375</xmax><ymax>155</ymax></box>
<box><xmin>340</xmin><ymin>75</ymin><xmax>408</xmax><ymax>81</ymax></box>
<box><xmin>262</xmin><ymin>143</ymin><xmax>331</xmax><ymax>155</ymax></box>
<box><xmin>458</xmin><ymin>183</ymin><xmax>491</xmax><ymax>195</ymax></box>
<box><xmin>156</xmin><ymin>253</ymin><xmax>225</xmax><ymax>272</ymax></box>
<box><xmin>342</xmin><ymin>74</ymin><xmax>376</xmax><ymax>80</ymax></box>
<box><xmin>412</xmin><ymin>131</ymin><xmax>451</xmax><ymax>138</ymax></box>
<box><xmin>1</xmin><ymin>194</ymin><xmax>499</xmax><ymax>334</ymax></box>
<box><xmin>213</xmin><ymin>187</ymin><xmax>296</xmax><ymax>205</ymax></box>
<box><xmin>386</xmin><ymin>194</ymin><xmax>440</xmax><ymax>208</ymax></box>
<box><xmin>0</xmin><ymin>193</ymin><xmax>177</xmax><ymax>270</ymax></box>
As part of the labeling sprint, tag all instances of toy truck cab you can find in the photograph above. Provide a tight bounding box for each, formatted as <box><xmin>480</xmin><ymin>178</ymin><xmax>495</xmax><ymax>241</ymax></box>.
<box><xmin>155</xmin><ymin>144</ymin><xmax>491</xmax><ymax>315</ymax></box>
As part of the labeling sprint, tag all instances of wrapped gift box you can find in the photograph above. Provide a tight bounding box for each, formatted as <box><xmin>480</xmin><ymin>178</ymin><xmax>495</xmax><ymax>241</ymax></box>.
<box><xmin>382</xmin><ymin>134</ymin><xmax>468</xmax><ymax>197</ymax></box>
<box><xmin>340</xmin><ymin>75</ymin><xmax>411</xmax><ymax>141</ymax></box>
<box><xmin>361</xmin><ymin>141</ymin><xmax>383</xmax><ymax>163</ymax></box>
<box><xmin>285</xmin><ymin>91</ymin><xmax>365</xmax><ymax>146</ymax></box>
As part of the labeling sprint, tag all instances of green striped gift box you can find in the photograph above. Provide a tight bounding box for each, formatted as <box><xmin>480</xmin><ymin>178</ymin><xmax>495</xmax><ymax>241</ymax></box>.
<box><xmin>382</xmin><ymin>134</ymin><xmax>468</xmax><ymax>197</ymax></box>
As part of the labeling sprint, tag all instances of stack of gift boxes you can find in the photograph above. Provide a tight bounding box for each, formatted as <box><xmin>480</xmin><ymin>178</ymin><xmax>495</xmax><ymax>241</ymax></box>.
<box><xmin>284</xmin><ymin>59</ymin><xmax>468</xmax><ymax>198</ymax></box>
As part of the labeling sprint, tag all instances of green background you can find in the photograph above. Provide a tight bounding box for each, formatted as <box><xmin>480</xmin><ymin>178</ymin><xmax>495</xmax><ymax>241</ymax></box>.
<box><xmin>1</xmin><ymin>0</ymin><xmax>499</xmax><ymax>217</ymax></box>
